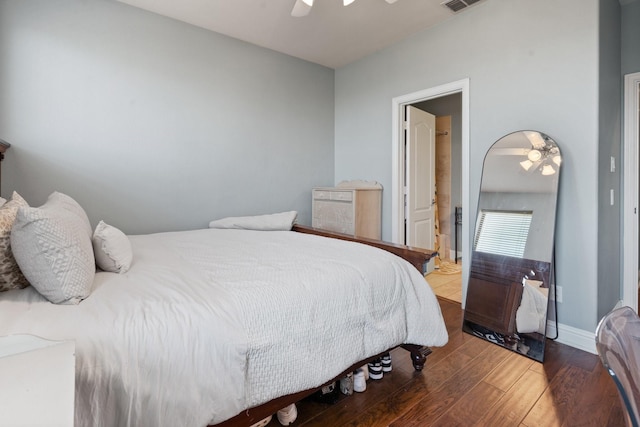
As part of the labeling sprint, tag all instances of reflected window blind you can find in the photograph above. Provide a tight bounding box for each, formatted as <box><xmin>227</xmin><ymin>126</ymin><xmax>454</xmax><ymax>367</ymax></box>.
<box><xmin>474</xmin><ymin>210</ymin><xmax>532</xmax><ymax>258</ymax></box>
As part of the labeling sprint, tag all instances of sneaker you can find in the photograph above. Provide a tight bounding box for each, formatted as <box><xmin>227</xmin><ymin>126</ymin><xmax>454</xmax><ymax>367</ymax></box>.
<box><xmin>339</xmin><ymin>372</ymin><xmax>354</xmax><ymax>395</ymax></box>
<box><xmin>353</xmin><ymin>368</ymin><xmax>367</xmax><ymax>392</ymax></box>
<box><xmin>368</xmin><ymin>359</ymin><xmax>383</xmax><ymax>380</ymax></box>
<box><xmin>381</xmin><ymin>353</ymin><xmax>392</xmax><ymax>373</ymax></box>
<box><xmin>250</xmin><ymin>415</ymin><xmax>272</xmax><ymax>427</ymax></box>
<box><xmin>276</xmin><ymin>404</ymin><xmax>297</xmax><ymax>426</ymax></box>
<box><xmin>361</xmin><ymin>364</ymin><xmax>369</xmax><ymax>380</ymax></box>
<box><xmin>312</xmin><ymin>382</ymin><xmax>340</xmax><ymax>404</ymax></box>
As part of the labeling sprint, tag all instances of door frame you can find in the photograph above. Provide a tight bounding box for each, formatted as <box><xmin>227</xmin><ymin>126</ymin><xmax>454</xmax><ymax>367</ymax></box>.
<box><xmin>391</xmin><ymin>78</ymin><xmax>470</xmax><ymax>305</ymax></box>
<box><xmin>623</xmin><ymin>72</ymin><xmax>640</xmax><ymax>311</ymax></box>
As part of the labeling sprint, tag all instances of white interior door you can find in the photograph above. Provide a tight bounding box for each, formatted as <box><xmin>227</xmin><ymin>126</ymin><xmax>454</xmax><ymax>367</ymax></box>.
<box><xmin>405</xmin><ymin>105</ymin><xmax>436</xmax><ymax>250</ymax></box>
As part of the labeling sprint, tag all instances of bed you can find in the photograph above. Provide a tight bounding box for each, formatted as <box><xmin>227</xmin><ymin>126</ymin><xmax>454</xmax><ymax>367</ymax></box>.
<box><xmin>0</xmin><ymin>193</ymin><xmax>448</xmax><ymax>427</ymax></box>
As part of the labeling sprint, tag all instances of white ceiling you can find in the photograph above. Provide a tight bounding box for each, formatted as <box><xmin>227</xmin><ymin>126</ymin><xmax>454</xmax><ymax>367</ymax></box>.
<box><xmin>114</xmin><ymin>0</ymin><xmax>476</xmax><ymax>69</ymax></box>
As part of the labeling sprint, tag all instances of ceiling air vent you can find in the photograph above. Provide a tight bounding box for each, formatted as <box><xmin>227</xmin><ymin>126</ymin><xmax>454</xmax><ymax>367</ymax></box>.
<box><xmin>442</xmin><ymin>0</ymin><xmax>483</xmax><ymax>13</ymax></box>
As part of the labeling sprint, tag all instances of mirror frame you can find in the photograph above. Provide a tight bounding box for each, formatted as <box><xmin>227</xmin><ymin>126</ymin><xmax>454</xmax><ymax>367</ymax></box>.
<box><xmin>462</xmin><ymin>130</ymin><xmax>561</xmax><ymax>362</ymax></box>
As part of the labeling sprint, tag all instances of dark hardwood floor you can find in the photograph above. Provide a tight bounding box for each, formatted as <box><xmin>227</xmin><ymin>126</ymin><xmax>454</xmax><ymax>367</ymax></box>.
<box><xmin>270</xmin><ymin>298</ymin><xmax>626</xmax><ymax>427</ymax></box>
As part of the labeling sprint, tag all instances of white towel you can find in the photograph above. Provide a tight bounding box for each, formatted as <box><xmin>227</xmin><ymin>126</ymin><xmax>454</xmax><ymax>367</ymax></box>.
<box><xmin>516</xmin><ymin>281</ymin><xmax>548</xmax><ymax>334</ymax></box>
<box><xmin>208</xmin><ymin>211</ymin><xmax>298</xmax><ymax>231</ymax></box>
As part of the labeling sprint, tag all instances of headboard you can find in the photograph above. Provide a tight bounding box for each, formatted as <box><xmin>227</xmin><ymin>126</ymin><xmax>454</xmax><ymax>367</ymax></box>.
<box><xmin>0</xmin><ymin>139</ymin><xmax>9</xmax><ymax>194</ymax></box>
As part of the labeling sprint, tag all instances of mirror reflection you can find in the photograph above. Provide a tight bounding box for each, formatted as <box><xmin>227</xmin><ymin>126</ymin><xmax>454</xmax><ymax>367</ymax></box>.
<box><xmin>463</xmin><ymin>130</ymin><xmax>561</xmax><ymax>362</ymax></box>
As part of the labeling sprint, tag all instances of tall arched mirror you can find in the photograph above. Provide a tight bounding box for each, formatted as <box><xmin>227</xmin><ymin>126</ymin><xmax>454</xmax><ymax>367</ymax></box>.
<box><xmin>462</xmin><ymin>130</ymin><xmax>561</xmax><ymax>362</ymax></box>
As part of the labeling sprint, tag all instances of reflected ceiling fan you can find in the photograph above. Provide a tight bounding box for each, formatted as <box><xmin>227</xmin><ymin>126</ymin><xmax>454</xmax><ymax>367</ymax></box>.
<box><xmin>492</xmin><ymin>131</ymin><xmax>561</xmax><ymax>175</ymax></box>
<box><xmin>292</xmin><ymin>0</ymin><xmax>399</xmax><ymax>17</ymax></box>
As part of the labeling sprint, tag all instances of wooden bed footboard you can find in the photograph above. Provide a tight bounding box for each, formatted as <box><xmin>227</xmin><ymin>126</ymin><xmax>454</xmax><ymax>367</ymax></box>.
<box><xmin>291</xmin><ymin>224</ymin><xmax>437</xmax><ymax>273</ymax></box>
<box><xmin>212</xmin><ymin>225</ymin><xmax>437</xmax><ymax>427</ymax></box>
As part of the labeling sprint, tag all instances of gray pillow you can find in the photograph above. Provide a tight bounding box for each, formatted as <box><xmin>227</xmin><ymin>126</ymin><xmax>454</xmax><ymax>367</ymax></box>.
<box><xmin>11</xmin><ymin>192</ymin><xmax>95</xmax><ymax>304</ymax></box>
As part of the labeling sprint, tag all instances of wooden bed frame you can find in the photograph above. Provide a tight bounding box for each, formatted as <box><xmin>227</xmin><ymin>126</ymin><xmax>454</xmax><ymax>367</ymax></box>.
<box><xmin>213</xmin><ymin>224</ymin><xmax>438</xmax><ymax>427</ymax></box>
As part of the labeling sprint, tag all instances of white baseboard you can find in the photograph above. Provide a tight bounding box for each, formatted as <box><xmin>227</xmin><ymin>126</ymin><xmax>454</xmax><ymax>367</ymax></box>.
<box><xmin>546</xmin><ymin>321</ymin><xmax>596</xmax><ymax>355</ymax></box>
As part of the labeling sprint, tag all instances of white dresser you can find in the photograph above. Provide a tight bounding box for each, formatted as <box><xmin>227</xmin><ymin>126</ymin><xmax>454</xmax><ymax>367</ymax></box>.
<box><xmin>312</xmin><ymin>180</ymin><xmax>382</xmax><ymax>240</ymax></box>
<box><xmin>0</xmin><ymin>335</ymin><xmax>75</xmax><ymax>427</ymax></box>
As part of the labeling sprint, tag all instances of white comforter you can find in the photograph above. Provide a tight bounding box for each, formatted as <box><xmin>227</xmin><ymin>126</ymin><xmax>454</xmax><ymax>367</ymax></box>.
<box><xmin>0</xmin><ymin>228</ymin><xmax>448</xmax><ymax>427</ymax></box>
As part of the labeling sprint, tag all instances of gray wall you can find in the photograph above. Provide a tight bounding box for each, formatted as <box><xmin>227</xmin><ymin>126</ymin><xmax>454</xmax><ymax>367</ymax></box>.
<box><xmin>597</xmin><ymin>0</ymin><xmax>622</xmax><ymax>319</ymax></box>
<box><xmin>334</xmin><ymin>0</ymin><xmax>601</xmax><ymax>332</ymax></box>
<box><xmin>0</xmin><ymin>0</ymin><xmax>335</xmax><ymax>234</ymax></box>
<box><xmin>622</xmin><ymin>0</ymin><xmax>640</xmax><ymax>75</ymax></box>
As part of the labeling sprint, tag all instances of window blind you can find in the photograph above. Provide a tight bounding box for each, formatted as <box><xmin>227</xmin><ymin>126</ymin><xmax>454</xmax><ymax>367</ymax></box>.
<box><xmin>474</xmin><ymin>210</ymin><xmax>532</xmax><ymax>258</ymax></box>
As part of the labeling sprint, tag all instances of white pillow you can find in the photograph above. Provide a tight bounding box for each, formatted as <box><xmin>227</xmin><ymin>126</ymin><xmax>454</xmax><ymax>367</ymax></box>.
<box><xmin>208</xmin><ymin>211</ymin><xmax>298</xmax><ymax>231</ymax></box>
<box><xmin>11</xmin><ymin>192</ymin><xmax>95</xmax><ymax>304</ymax></box>
<box><xmin>92</xmin><ymin>221</ymin><xmax>132</xmax><ymax>273</ymax></box>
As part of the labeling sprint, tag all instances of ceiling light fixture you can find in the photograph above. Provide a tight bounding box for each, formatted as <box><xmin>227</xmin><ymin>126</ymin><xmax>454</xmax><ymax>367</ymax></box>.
<box><xmin>292</xmin><ymin>0</ymin><xmax>399</xmax><ymax>17</ymax></box>
<box><xmin>519</xmin><ymin>133</ymin><xmax>560</xmax><ymax>176</ymax></box>
<box><xmin>527</xmin><ymin>149</ymin><xmax>542</xmax><ymax>162</ymax></box>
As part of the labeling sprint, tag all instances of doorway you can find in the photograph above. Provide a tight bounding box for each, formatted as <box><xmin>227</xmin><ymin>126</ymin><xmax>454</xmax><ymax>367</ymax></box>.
<box><xmin>391</xmin><ymin>78</ymin><xmax>470</xmax><ymax>306</ymax></box>
<box><xmin>622</xmin><ymin>72</ymin><xmax>640</xmax><ymax>311</ymax></box>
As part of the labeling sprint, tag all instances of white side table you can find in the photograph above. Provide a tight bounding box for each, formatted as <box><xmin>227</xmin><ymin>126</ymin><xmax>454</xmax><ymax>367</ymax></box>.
<box><xmin>0</xmin><ymin>335</ymin><xmax>75</xmax><ymax>427</ymax></box>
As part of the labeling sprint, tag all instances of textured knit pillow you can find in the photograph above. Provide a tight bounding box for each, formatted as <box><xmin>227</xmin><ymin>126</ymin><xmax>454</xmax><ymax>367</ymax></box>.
<box><xmin>11</xmin><ymin>192</ymin><xmax>95</xmax><ymax>304</ymax></box>
<box><xmin>92</xmin><ymin>221</ymin><xmax>133</xmax><ymax>273</ymax></box>
<box><xmin>0</xmin><ymin>192</ymin><xmax>30</xmax><ymax>291</ymax></box>
<box><xmin>47</xmin><ymin>191</ymin><xmax>92</xmax><ymax>238</ymax></box>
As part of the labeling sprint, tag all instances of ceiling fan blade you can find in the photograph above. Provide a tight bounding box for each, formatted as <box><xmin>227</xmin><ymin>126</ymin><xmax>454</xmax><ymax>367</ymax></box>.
<box><xmin>291</xmin><ymin>0</ymin><xmax>312</xmax><ymax>17</ymax></box>
<box><xmin>293</xmin><ymin>0</ymin><xmax>395</xmax><ymax>17</ymax></box>
<box><xmin>492</xmin><ymin>148</ymin><xmax>529</xmax><ymax>156</ymax></box>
